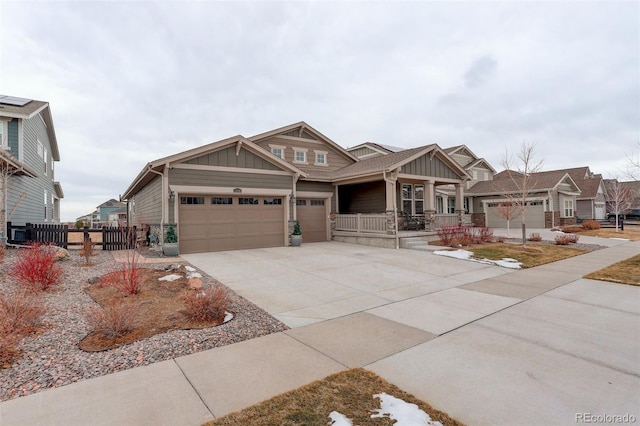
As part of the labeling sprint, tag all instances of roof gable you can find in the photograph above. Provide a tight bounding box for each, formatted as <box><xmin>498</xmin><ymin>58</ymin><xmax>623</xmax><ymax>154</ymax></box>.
<box><xmin>249</xmin><ymin>121</ymin><xmax>358</xmax><ymax>163</ymax></box>
<box><xmin>467</xmin><ymin>169</ymin><xmax>582</xmax><ymax>195</ymax></box>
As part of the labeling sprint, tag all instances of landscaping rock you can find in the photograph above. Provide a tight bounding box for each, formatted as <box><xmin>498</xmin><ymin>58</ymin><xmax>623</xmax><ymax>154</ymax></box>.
<box><xmin>188</xmin><ymin>277</ymin><xmax>203</xmax><ymax>289</ymax></box>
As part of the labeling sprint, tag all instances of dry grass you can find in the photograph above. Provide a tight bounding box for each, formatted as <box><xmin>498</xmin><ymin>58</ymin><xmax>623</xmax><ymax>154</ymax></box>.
<box><xmin>468</xmin><ymin>243</ymin><xmax>587</xmax><ymax>268</ymax></box>
<box><xmin>578</xmin><ymin>227</ymin><xmax>640</xmax><ymax>241</ymax></box>
<box><xmin>584</xmin><ymin>255</ymin><xmax>640</xmax><ymax>286</ymax></box>
<box><xmin>207</xmin><ymin>368</ymin><xmax>464</xmax><ymax>426</ymax></box>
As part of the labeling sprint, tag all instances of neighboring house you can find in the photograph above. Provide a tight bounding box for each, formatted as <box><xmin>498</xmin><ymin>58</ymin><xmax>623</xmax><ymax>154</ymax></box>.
<box><xmin>603</xmin><ymin>179</ymin><xmax>640</xmax><ymax>215</ymax></box>
<box><xmin>563</xmin><ymin>167</ymin><xmax>607</xmax><ymax>221</ymax></box>
<box><xmin>347</xmin><ymin>142</ymin><xmax>406</xmax><ymax>159</ymax></box>
<box><xmin>96</xmin><ymin>199</ymin><xmax>126</xmax><ymax>223</ymax></box>
<box><xmin>0</xmin><ymin>95</ymin><xmax>63</xmax><ymax>237</ymax></box>
<box><xmin>122</xmin><ymin>122</ymin><xmax>471</xmax><ymax>253</ymax></box>
<box><xmin>77</xmin><ymin>199</ymin><xmax>126</xmax><ymax>228</ymax></box>
<box><xmin>466</xmin><ymin>168</ymin><xmax>582</xmax><ymax>228</ymax></box>
<box><xmin>106</xmin><ymin>206</ymin><xmax>127</xmax><ymax>226</ymax></box>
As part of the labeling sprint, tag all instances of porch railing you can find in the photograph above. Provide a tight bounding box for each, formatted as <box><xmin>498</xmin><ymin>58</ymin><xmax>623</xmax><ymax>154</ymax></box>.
<box><xmin>335</xmin><ymin>214</ymin><xmax>387</xmax><ymax>234</ymax></box>
<box><xmin>434</xmin><ymin>214</ymin><xmax>472</xmax><ymax>228</ymax></box>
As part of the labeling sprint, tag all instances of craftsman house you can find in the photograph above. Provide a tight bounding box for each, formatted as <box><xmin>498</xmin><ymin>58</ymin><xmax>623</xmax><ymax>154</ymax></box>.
<box><xmin>0</xmin><ymin>95</ymin><xmax>63</xmax><ymax>240</ymax></box>
<box><xmin>122</xmin><ymin>122</ymin><xmax>471</xmax><ymax>253</ymax></box>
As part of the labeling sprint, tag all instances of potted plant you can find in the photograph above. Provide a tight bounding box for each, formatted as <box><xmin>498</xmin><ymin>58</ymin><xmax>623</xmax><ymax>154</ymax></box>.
<box><xmin>291</xmin><ymin>220</ymin><xmax>303</xmax><ymax>247</ymax></box>
<box><xmin>163</xmin><ymin>225</ymin><xmax>179</xmax><ymax>256</ymax></box>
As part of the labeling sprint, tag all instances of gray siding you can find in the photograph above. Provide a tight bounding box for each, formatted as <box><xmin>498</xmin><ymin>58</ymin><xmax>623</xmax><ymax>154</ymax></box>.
<box><xmin>401</xmin><ymin>155</ymin><xmax>460</xmax><ymax>179</ymax></box>
<box><xmin>349</xmin><ymin>146</ymin><xmax>382</xmax><ymax>159</ymax></box>
<box><xmin>131</xmin><ymin>175</ymin><xmax>162</xmax><ymax>225</ymax></box>
<box><xmin>185</xmin><ymin>146</ymin><xmax>281</xmax><ymax>171</ymax></box>
<box><xmin>296</xmin><ymin>180</ymin><xmax>333</xmax><ymax>193</ymax></box>
<box><xmin>253</xmin><ymin>135</ymin><xmax>355</xmax><ymax>172</ymax></box>
<box><xmin>169</xmin><ymin>169</ymin><xmax>293</xmax><ymax>190</ymax></box>
<box><xmin>338</xmin><ymin>181</ymin><xmax>385</xmax><ymax>213</ymax></box>
<box><xmin>8</xmin><ymin>115</ymin><xmax>59</xmax><ymax>225</ymax></box>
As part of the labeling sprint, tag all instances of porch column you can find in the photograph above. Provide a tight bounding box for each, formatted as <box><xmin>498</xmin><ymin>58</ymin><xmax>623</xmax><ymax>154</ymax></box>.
<box><xmin>385</xmin><ymin>178</ymin><xmax>396</xmax><ymax>235</ymax></box>
<box><xmin>455</xmin><ymin>183</ymin><xmax>465</xmax><ymax>225</ymax></box>
<box><xmin>424</xmin><ymin>180</ymin><xmax>436</xmax><ymax>231</ymax></box>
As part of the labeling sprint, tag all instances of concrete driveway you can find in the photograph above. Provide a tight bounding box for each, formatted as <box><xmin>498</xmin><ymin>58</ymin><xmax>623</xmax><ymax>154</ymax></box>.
<box><xmin>184</xmin><ymin>240</ymin><xmax>640</xmax><ymax>425</ymax></box>
<box><xmin>183</xmin><ymin>241</ymin><xmax>517</xmax><ymax>328</ymax></box>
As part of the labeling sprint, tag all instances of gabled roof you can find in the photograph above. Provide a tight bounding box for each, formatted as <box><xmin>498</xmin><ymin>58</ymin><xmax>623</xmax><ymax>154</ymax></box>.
<box><xmin>330</xmin><ymin>144</ymin><xmax>470</xmax><ymax>181</ymax></box>
<box><xmin>0</xmin><ymin>95</ymin><xmax>60</xmax><ymax>161</ymax></box>
<box><xmin>98</xmin><ymin>199</ymin><xmax>125</xmax><ymax>208</ymax></box>
<box><xmin>467</xmin><ymin>169</ymin><xmax>581</xmax><ymax>196</ymax></box>
<box><xmin>545</xmin><ymin>166</ymin><xmax>603</xmax><ymax>199</ymax></box>
<box><xmin>122</xmin><ymin>135</ymin><xmax>306</xmax><ymax>199</ymax></box>
<box><xmin>444</xmin><ymin>144</ymin><xmax>497</xmax><ymax>173</ymax></box>
<box><xmin>347</xmin><ymin>142</ymin><xmax>406</xmax><ymax>155</ymax></box>
<box><xmin>249</xmin><ymin>121</ymin><xmax>359</xmax><ymax>163</ymax></box>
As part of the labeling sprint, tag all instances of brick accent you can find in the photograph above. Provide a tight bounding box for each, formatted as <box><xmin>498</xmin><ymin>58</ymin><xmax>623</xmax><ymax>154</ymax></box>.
<box><xmin>471</xmin><ymin>213</ymin><xmax>486</xmax><ymax>227</ymax></box>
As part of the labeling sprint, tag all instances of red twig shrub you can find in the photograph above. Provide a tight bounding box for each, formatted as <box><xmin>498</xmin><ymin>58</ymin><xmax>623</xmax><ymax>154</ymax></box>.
<box><xmin>85</xmin><ymin>301</ymin><xmax>138</xmax><ymax>337</ymax></box>
<box><xmin>0</xmin><ymin>333</ymin><xmax>21</xmax><ymax>366</ymax></box>
<box><xmin>582</xmin><ymin>220</ymin><xmax>601</xmax><ymax>230</ymax></box>
<box><xmin>562</xmin><ymin>225</ymin><xmax>582</xmax><ymax>234</ymax></box>
<box><xmin>555</xmin><ymin>234</ymin><xmax>579</xmax><ymax>245</ymax></box>
<box><xmin>437</xmin><ymin>225</ymin><xmax>459</xmax><ymax>246</ymax></box>
<box><xmin>528</xmin><ymin>232</ymin><xmax>542</xmax><ymax>242</ymax></box>
<box><xmin>10</xmin><ymin>243</ymin><xmax>63</xmax><ymax>291</ymax></box>
<box><xmin>438</xmin><ymin>225</ymin><xmax>492</xmax><ymax>246</ymax></box>
<box><xmin>183</xmin><ymin>286</ymin><xmax>229</xmax><ymax>322</ymax></box>
<box><xmin>0</xmin><ymin>243</ymin><xmax>6</xmax><ymax>263</ymax></box>
<box><xmin>106</xmin><ymin>250</ymin><xmax>143</xmax><ymax>295</ymax></box>
<box><xmin>0</xmin><ymin>290</ymin><xmax>46</xmax><ymax>336</ymax></box>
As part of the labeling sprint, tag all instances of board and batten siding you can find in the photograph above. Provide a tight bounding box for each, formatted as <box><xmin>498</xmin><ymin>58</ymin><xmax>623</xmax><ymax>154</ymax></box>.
<box><xmin>338</xmin><ymin>181</ymin><xmax>385</xmax><ymax>213</ymax></box>
<box><xmin>254</xmin><ymin>135</ymin><xmax>355</xmax><ymax>172</ymax></box>
<box><xmin>296</xmin><ymin>180</ymin><xmax>333</xmax><ymax>193</ymax></box>
<box><xmin>349</xmin><ymin>146</ymin><xmax>381</xmax><ymax>159</ymax></box>
<box><xmin>185</xmin><ymin>146</ymin><xmax>281</xmax><ymax>171</ymax></box>
<box><xmin>169</xmin><ymin>168</ymin><xmax>293</xmax><ymax>190</ymax></box>
<box><xmin>401</xmin><ymin>155</ymin><xmax>460</xmax><ymax>180</ymax></box>
<box><xmin>130</xmin><ymin>175</ymin><xmax>162</xmax><ymax>225</ymax></box>
<box><xmin>8</xmin><ymin>115</ymin><xmax>59</xmax><ymax>224</ymax></box>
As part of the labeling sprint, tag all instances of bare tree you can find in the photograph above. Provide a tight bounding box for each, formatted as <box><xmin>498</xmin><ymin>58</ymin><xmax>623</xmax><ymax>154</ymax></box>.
<box><xmin>606</xmin><ymin>179</ymin><xmax>633</xmax><ymax>232</ymax></box>
<box><xmin>495</xmin><ymin>200</ymin><xmax>521</xmax><ymax>237</ymax></box>
<box><xmin>626</xmin><ymin>142</ymin><xmax>640</xmax><ymax>181</ymax></box>
<box><xmin>501</xmin><ymin>143</ymin><xmax>544</xmax><ymax>246</ymax></box>
<box><xmin>0</xmin><ymin>153</ymin><xmax>27</xmax><ymax>237</ymax></box>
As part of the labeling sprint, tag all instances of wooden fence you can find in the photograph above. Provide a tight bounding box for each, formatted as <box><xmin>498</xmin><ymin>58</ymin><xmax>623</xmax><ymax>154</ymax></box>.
<box><xmin>5</xmin><ymin>222</ymin><xmax>138</xmax><ymax>251</ymax></box>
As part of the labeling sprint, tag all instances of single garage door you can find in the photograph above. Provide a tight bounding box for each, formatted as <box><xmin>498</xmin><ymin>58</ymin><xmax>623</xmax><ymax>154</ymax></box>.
<box><xmin>485</xmin><ymin>201</ymin><xmax>545</xmax><ymax>229</ymax></box>
<box><xmin>296</xmin><ymin>199</ymin><xmax>328</xmax><ymax>242</ymax></box>
<box><xmin>179</xmin><ymin>195</ymin><xmax>285</xmax><ymax>253</ymax></box>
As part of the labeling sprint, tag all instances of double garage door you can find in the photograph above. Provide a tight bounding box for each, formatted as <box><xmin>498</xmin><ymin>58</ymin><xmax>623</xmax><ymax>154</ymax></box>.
<box><xmin>485</xmin><ymin>201</ymin><xmax>545</xmax><ymax>229</ymax></box>
<box><xmin>179</xmin><ymin>195</ymin><xmax>285</xmax><ymax>254</ymax></box>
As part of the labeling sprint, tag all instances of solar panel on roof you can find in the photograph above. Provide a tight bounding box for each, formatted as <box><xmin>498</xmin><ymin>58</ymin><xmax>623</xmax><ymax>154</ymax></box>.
<box><xmin>0</xmin><ymin>95</ymin><xmax>32</xmax><ymax>106</ymax></box>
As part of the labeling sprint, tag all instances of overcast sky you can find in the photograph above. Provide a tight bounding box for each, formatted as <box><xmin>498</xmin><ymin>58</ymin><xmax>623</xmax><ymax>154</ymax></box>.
<box><xmin>1</xmin><ymin>1</ymin><xmax>638</xmax><ymax>222</ymax></box>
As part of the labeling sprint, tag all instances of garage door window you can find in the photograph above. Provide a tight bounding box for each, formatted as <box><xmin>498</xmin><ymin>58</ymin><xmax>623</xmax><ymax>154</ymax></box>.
<box><xmin>264</xmin><ymin>198</ymin><xmax>282</xmax><ymax>205</ymax></box>
<box><xmin>181</xmin><ymin>196</ymin><xmax>205</xmax><ymax>205</ymax></box>
<box><xmin>239</xmin><ymin>197</ymin><xmax>259</xmax><ymax>205</ymax></box>
<box><xmin>296</xmin><ymin>199</ymin><xmax>307</xmax><ymax>206</ymax></box>
<box><xmin>211</xmin><ymin>197</ymin><xmax>233</xmax><ymax>205</ymax></box>
<box><xmin>310</xmin><ymin>200</ymin><xmax>325</xmax><ymax>206</ymax></box>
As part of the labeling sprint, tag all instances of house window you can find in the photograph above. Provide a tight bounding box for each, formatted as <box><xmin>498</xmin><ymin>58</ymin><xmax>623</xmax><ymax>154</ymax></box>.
<box><xmin>436</xmin><ymin>197</ymin><xmax>444</xmax><ymax>214</ymax></box>
<box><xmin>239</xmin><ymin>197</ymin><xmax>259</xmax><ymax>205</ymax></box>
<box><xmin>314</xmin><ymin>151</ymin><xmax>328</xmax><ymax>166</ymax></box>
<box><xmin>564</xmin><ymin>199</ymin><xmax>574</xmax><ymax>217</ymax></box>
<box><xmin>211</xmin><ymin>197</ymin><xmax>233</xmax><ymax>205</ymax></box>
<box><xmin>414</xmin><ymin>185</ymin><xmax>424</xmax><ymax>215</ymax></box>
<box><xmin>180</xmin><ymin>196</ymin><xmax>205</xmax><ymax>205</ymax></box>
<box><xmin>44</xmin><ymin>149</ymin><xmax>48</xmax><ymax>175</ymax></box>
<box><xmin>447</xmin><ymin>198</ymin><xmax>456</xmax><ymax>214</ymax></box>
<box><xmin>484</xmin><ymin>172</ymin><xmax>489</xmax><ymax>181</ymax></box>
<box><xmin>402</xmin><ymin>184</ymin><xmax>413</xmax><ymax>214</ymax></box>
<box><xmin>263</xmin><ymin>198</ymin><xmax>282</xmax><ymax>205</ymax></box>
<box><xmin>293</xmin><ymin>148</ymin><xmax>307</xmax><ymax>164</ymax></box>
<box><xmin>401</xmin><ymin>184</ymin><xmax>425</xmax><ymax>215</ymax></box>
<box><xmin>0</xmin><ymin>121</ymin><xmax>6</xmax><ymax>149</ymax></box>
<box><xmin>472</xmin><ymin>170</ymin><xmax>478</xmax><ymax>180</ymax></box>
<box><xmin>37</xmin><ymin>140</ymin><xmax>44</xmax><ymax>158</ymax></box>
<box><xmin>269</xmin><ymin>144</ymin><xmax>285</xmax><ymax>159</ymax></box>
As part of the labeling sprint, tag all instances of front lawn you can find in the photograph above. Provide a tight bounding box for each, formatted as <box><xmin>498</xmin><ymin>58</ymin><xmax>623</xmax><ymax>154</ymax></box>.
<box><xmin>207</xmin><ymin>368</ymin><xmax>463</xmax><ymax>426</ymax></box>
<box><xmin>584</xmin><ymin>255</ymin><xmax>640</xmax><ymax>286</ymax></box>
<box><xmin>578</xmin><ymin>227</ymin><xmax>640</xmax><ymax>241</ymax></box>
<box><xmin>468</xmin><ymin>243</ymin><xmax>587</xmax><ymax>268</ymax></box>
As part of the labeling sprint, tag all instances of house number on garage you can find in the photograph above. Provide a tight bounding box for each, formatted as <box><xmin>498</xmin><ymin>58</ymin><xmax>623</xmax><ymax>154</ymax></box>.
<box><xmin>233</xmin><ymin>188</ymin><xmax>242</xmax><ymax>193</ymax></box>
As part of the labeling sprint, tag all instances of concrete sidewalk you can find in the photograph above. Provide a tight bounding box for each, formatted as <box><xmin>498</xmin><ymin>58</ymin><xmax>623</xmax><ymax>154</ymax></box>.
<box><xmin>1</xmin><ymin>241</ymin><xmax>638</xmax><ymax>425</ymax></box>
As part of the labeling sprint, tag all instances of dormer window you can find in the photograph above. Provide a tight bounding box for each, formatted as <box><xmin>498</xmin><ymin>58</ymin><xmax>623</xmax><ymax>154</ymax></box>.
<box><xmin>269</xmin><ymin>144</ymin><xmax>285</xmax><ymax>159</ymax></box>
<box><xmin>293</xmin><ymin>148</ymin><xmax>307</xmax><ymax>164</ymax></box>
<box><xmin>314</xmin><ymin>150</ymin><xmax>328</xmax><ymax>166</ymax></box>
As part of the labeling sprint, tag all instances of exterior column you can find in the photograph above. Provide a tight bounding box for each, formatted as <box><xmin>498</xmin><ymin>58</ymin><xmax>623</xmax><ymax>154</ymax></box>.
<box><xmin>455</xmin><ymin>183</ymin><xmax>465</xmax><ymax>225</ymax></box>
<box><xmin>424</xmin><ymin>180</ymin><xmax>436</xmax><ymax>231</ymax></box>
<box><xmin>385</xmin><ymin>179</ymin><xmax>396</xmax><ymax>235</ymax></box>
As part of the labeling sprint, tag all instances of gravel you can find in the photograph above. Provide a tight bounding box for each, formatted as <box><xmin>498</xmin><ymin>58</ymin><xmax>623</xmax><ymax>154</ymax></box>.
<box><xmin>0</xmin><ymin>248</ymin><xmax>289</xmax><ymax>402</ymax></box>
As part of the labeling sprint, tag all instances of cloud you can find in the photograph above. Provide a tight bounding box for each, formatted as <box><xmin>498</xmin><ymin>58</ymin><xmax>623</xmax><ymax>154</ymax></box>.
<box><xmin>464</xmin><ymin>55</ymin><xmax>498</xmax><ymax>89</ymax></box>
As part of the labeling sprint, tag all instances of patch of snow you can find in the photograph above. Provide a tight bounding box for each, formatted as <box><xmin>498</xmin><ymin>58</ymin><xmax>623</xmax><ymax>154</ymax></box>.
<box><xmin>328</xmin><ymin>411</ymin><xmax>352</xmax><ymax>425</ymax></box>
<box><xmin>158</xmin><ymin>274</ymin><xmax>182</xmax><ymax>282</ymax></box>
<box><xmin>434</xmin><ymin>249</ymin><xmax>521</xmax><ymax>269</ymax></box>
<box><xmin>223</xmin><ymin>312</ymin><xmax>234</xmax><ymax>323</ymax></box>
<box><xmin>185</xmin><ymin>265</ymin><xmax>196</xmax><ymax>272</ymax></box>
<box><xmin>611</xmin><ymin>238</ymin><xmax>630</xmax><ymax>241</ymax></box>
<box><xmin>433</xmin><ymin>249</ymin><xmax>473</xmax><ymax>260</ymax></box>
<box><xmin>186</xmin><ymin>272</ymin><xmax>202</xmax><ymax>279</ymax></box>
<box><xmin>371</xmin><ymin>393</ymin><xmax>443</xmax><ymax>426</ymax></box>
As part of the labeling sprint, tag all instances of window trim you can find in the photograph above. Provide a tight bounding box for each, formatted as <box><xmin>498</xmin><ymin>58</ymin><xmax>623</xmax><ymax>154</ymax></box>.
<box><xmin>293</xmin><ymin>147</ymin><xmax>308</xmax><ymax>164</ymax></box>
<box><xmin>269</xmin><ymin>144</ymin><xmax>286</xmax><ymax>159</ymax></box>
<box><xmin>563</xmin><ymin>199</ymin><xmax>574</xmax><ymax>218</ymax></box>
<box><xmin>314</xmin><ymin>150</ymin><xmax>328</xmax><ymax>166</ymax></box>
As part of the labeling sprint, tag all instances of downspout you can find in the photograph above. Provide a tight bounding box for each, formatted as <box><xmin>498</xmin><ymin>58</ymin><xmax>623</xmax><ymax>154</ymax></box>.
<box><xmin>148</xmin><ymin>166</ymin><xmax>165</xmax><ymax>244</ymax></box>
<box><xmin>383</xmin><ymin>170</ymin><xmax>400</xmax><ymax>250</ymax></box>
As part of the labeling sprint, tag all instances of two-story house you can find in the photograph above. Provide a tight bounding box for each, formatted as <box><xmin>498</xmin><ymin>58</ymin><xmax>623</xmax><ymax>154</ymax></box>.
<box><xmin>0</xmin><ymin>95</ymin><xmax>63</xmax><ymax>238</ymax></box>
<box><xmin>122</xmin><ymin>122</ymin><xmax>471</xmax><ymax>253</ymax></box>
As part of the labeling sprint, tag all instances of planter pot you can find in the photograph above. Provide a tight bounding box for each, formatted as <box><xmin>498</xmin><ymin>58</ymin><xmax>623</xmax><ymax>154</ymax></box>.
<box><xmin>163</xmin><ymin>243</ymin><xmax>179</xmax><ymax>256</ymax></box>
<box><xmin>291</xmin><ymin>235</ymin><xmax>303</xmax><ymax>247</ymax></box>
